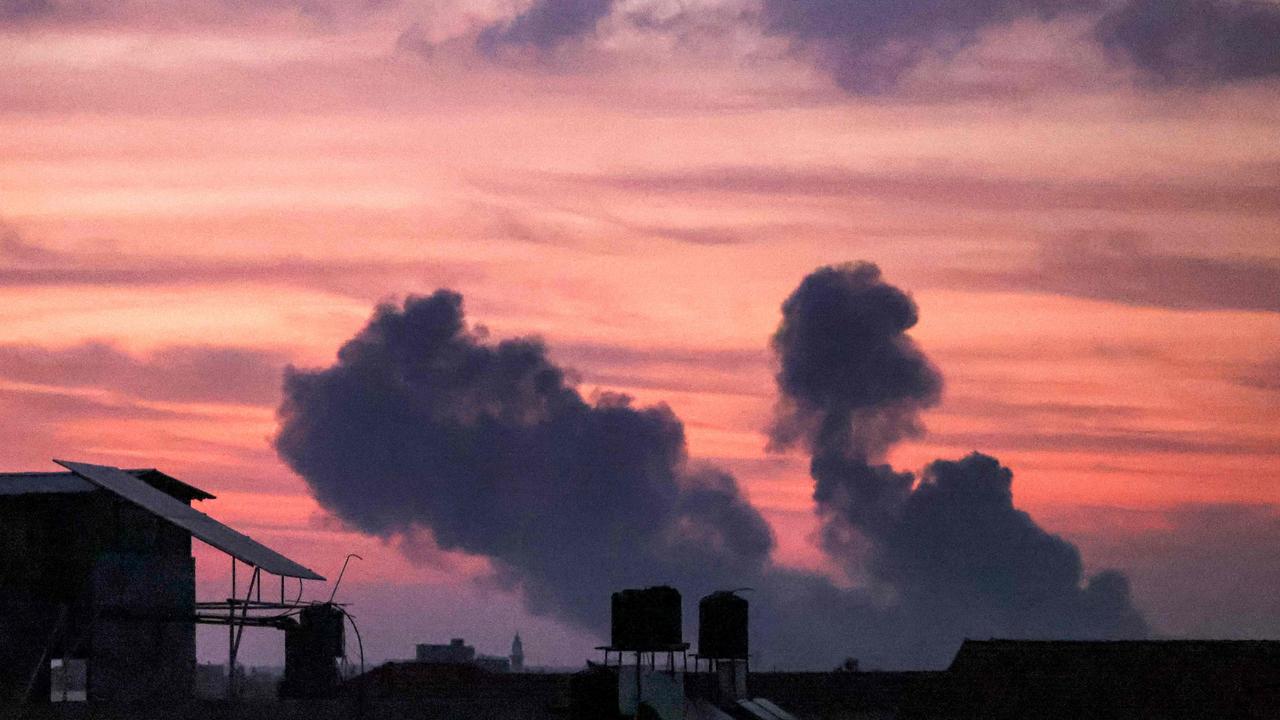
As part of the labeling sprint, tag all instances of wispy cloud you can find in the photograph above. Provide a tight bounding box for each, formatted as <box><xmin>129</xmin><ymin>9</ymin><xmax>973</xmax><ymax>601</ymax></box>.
<box><xmin>1233</xmin><ymin>356</ymin><xmax>1280</xmax><ymax>392</ymax></box>
<box><xmin>928</xmin><ymin>427</ymin><xmax>1280</xmax><ymax>457</ymax></box>
<box><xmin>545</xmin><ymin>166</ymin><xmax>1280</xmax><ymax>214</ymax></box>
<box><xmin>0</xmin><ymin>341</ymin><xmax>287</xmax><ymax>405</ymax></box>
<box><xmin>0</xmin><ymin>222</ymin><xmax>483</xmax><ymax>298</ymax></box>
<box><xmin>941</xmin><ymin>232</ymin><xmax>1280</xmax><ymax>313</ymax></box>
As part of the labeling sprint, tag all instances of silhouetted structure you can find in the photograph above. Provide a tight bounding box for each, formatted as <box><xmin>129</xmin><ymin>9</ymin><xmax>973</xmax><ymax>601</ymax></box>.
<box><xmin>698</xmin><ymin>591</ymin><xmax>749</xmax><ymax>661</ymax></box>
<box><xmin>749</xmin><ymin>640</ymin><xmax>1280</xmax><ymax>719</ymax></box>
<box><xmin>610</xmin><ymin>586</ymin><xmax>683</xmax><ymax>651</ymax></box>
<box><xmin>474</xmin><ymin>655</ymin><xmax>511</xmax><ymax>673</ymax></box>
<box><xmin>280</xmin><ymin>604</ymin><xmax>345</xmax><ymax>698</ymax></box>
<box><xmin>348</xmin><ymin>661</ymin><xmax>570</xmax><ymax>718</ymax></box>
<box><xmin>0</xmin><ymin>468</ymin><xmax>208</xmax><ymax>703</ymax></box>
<box><xmin>342</xmin><ymin>619</ymin><xmax>1280</xmax><ymax>719</ymax></box>
<box><xmin>0</xmin><ymin>460</ymin><xmax>324</xmax><ymax>706</ymax></box>
<box><xmin>697</xmin><ymin>590</ymin><xmax>751</xmax><ymax>706</ymax></box>
<box><xmin>417</xmin><ymin>639</ymin><xmax>476</xmax><ymax>665</ymax></box>
<box><xmin>934</xmin><ymin>639</ymin><xmax>1280</xmax><ymax>719</ymax></box>
<box><xmin>511</xmin><ymin>633</ymin><xmax>524</xmax><ymax>672</ymax></box>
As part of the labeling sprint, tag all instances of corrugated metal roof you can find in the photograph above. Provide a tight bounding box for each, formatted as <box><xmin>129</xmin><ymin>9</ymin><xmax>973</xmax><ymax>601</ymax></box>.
<box><xmin>0</xmin><ymin>468</ymin><xmax>215</xmax><ymax>500</ymax></box>
<box><xmin>54</xmin><ymin>459</ymin><xmax>324</xmax><ymax>581</ymax></box>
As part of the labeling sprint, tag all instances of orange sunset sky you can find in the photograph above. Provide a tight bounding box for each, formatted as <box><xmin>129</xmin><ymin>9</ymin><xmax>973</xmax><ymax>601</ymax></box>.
<box><xmin>1</xmin><ymin>0</ymin><xmax>1278</xmax><ymax>668</ymax></box>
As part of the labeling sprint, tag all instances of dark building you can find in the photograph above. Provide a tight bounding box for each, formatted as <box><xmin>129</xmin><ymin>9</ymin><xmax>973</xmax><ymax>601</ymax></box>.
<box><xmin>416</xmin><ymin>639</ymin><xmax>477</xmax><ymax>665</ymax></box>
<box><xmin>0</xmin><ymin>467</ymin><xmax>210</xmax><ymax>704</ymax></box>
<box><xmin>511</xmin><ymin>633</ymin><xmax>524</xmax><ymax>672</ymax></box>
<box><xmin>0</xmin><ymin>460</ymin><xmax>324</xmax><ymax>706</ymax></box>
<box><xmin>348</xmin><ymin>662</ymin><xmax>571</xmax><ymax>719</ymax></box>
<box><xmin>751</xmin><ymin>640</ymin><xmax>1280</xmax><ymax>719</ymax></box>
<box><xmin>932</xmin><ymin>639</ymin><xmax>1280</xmax><ymax>720</ymax></box>
<box><xmin>413</xmin><ymin>638</ymin><xmax>512</xmax><ymax>673</ymax></box>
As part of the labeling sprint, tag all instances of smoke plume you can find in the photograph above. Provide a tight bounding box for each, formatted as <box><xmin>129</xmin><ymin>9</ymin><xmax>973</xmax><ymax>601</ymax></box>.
<box><xmin>276</xmin><ymin>265</ymin><xmax>1146</xmax><ymax>669</ymax></box>
<box><xmin>275</xmin><ymin>290</ymin><xmax>773</xmax><ymax>629</ymax></box>
<box><xmin>769</xmin><ymin>263</ymin><xmax>1146</xmax><ymax>665</ymax></box>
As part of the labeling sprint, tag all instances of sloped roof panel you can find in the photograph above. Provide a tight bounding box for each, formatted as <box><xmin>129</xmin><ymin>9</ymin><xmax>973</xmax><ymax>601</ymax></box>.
<box><xmin>0</xmin><ymin>469</ymin><xmax>214</xmax><ymax>500</ymax></box>
<box><xmin>55</xmin><ymin>459</ymin><xmax>324</xmax><ymax>581</ymax></box>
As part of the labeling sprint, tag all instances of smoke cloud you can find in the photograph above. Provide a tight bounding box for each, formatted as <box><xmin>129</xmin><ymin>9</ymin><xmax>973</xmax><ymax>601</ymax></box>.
<box><xmin>760</xmin><ymin>0</ymin><xmax>1280</xmax><ymax>94</ymax></box>
<box><xmin>274</xmin><ymin>290</ymin><xmax>773</xmax><ymax>630</ymax></box>
<box><xmin>476</xmin><ymin>0</ymin><xmax>618</xmax><ymax>53</ymax></box>
<box><xmin>759</xmin><ymin>0</ymin><xmax>1099</xmax><ymax>95</ymax></box>
<box><xmin>769</xmin><ymin>263</ymin><xmax>1146</xmax><ymax>665</ymax></box>
<box><xmin>1098</xmin><ymin>0</ymin><xmax>1280</xmax><ymax>85</ymax></box>
<box><xmin>276</xmin><ymin>265</ymin><xmax>1146</xmax><ymax>669</ymax></box>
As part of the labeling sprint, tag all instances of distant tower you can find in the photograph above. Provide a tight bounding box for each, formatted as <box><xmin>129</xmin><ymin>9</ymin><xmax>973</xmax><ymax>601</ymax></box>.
<box><xmin>510</xmin><ymin>633</ymin><xmax>524</xmax><ymax>672</ymax></box>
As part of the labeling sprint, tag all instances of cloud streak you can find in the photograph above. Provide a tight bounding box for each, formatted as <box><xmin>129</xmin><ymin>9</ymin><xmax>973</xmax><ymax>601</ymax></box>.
<box><xmin>545</xmin><ymin>166</ymin><xmax>1280</xmax><ymax>215</ymax></box>
<box><xmin>0</xmin><ymin>341</ymin><xmax>287</xmax><ymax>406</ymax></box>
<box><xmin>0</xmin><ymin>222</ymin><xmax>482</xmax><ymax>298</ymax></box>
<box><xmin>943</xmin><ymin>232</ymin><xmax>1280</xmax><ymax>313</ymax></box>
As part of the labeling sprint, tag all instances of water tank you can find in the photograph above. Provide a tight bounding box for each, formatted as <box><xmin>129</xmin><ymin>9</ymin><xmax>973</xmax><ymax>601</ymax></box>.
<box><xmin>281</xmin><ymin>604</ymin><xmax>345</xmax><ymax>699</ymax></box>
<box><xmin>610</xmin><ymin>586</ymin><xmax>682</xmax><ymax>650</ymax></box>
<box><xmin>300</xmin><ymin>603</ymin><xmax>345</xmax><ymax>657</ymax></box>
<box><xmin>698</xmin><ymin>591</ymin><xmax>748</xmax><ymax>659</ymax></box>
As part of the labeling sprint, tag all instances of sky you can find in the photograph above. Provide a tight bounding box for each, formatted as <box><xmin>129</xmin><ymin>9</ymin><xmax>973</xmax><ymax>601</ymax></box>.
<box><xmin>1</xmin><ymin>0</ymin><xmax>1278</xmax><ymax>671</ymax></box>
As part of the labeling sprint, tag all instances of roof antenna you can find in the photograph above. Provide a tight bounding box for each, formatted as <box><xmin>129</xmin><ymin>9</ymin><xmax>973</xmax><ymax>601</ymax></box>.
<box><xmin>328</xmin><ymin>553</ymin><xmax>363</xmax><ymax>604</ymax></box>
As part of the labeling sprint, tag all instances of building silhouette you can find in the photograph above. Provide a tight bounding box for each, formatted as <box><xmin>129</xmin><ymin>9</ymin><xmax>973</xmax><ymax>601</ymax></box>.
<box><xmin>511</xmin><ymin>633</ymin><xmax>524</xmax><ymax>672</ymax></box>
<box><xmin>0</xmin><ymin>460</ymin><xmax>324</xmax><ymax>705</ymax></box>
<box><xmin>0</xmin><ymin>467</ymin><xmax>208</xmax><ymax>703</ymax></box>
<box><xmin>416</xmin><ymin>639</ymin><xmax>475</xmax><ymax>665</ymax></box>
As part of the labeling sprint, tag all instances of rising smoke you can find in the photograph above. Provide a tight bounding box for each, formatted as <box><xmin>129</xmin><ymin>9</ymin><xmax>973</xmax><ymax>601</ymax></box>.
<box><xmin>275</xmin><ymin>264</ymin><xmax>1146</xmax><ymax>669</ymax></box>
<box><xmin>274</xmin><ymin>290</ymin><xmax>774</xmax><ymax>629</ymax></box>
<box><xmin>768</xmin><ymin>263</ymin><xmax>1146</xmax><ymax>664</ymax></box>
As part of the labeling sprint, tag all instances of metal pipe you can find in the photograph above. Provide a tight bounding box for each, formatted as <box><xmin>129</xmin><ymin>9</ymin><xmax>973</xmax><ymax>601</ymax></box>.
<box><xmin>228</xmin><ymin>568</ymin><xmax>259</xmax><ymax>700</ymax></box>
<box><xmin>228</xmin><ymin>557</ymin><xmax>236</xmax><ymax>701</ymax></box>
<box><xmin>328</xmin><ymin>553</ymin><xmax>363</xmax><ymax>604</ymax></box>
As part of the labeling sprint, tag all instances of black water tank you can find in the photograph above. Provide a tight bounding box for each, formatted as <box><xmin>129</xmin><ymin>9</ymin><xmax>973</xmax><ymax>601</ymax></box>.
<box><xmin>698</xmin><ymin>591</ymin><xmax>748</xmax><ymax>659</ymax></box>
<box><xmin>301</xmin><ymin>603</ymin><xmax>345</xmax><ymax>657</ymax></box>
<box><xmin>281</xmin><ymin>604</ymin><xmax>345</xmax><ymax>699</ymax></box>
<box><xmin>610</xmin><ymin>586</ymin><xmax>682</xmax><ymax>650</ymax></box>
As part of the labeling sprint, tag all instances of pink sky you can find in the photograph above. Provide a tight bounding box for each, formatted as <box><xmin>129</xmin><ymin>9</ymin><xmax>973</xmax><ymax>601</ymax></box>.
<box><xmin>1</xmin><ymin>0</ymin><xmax>1278</xmax><ymax>668</ymax></box>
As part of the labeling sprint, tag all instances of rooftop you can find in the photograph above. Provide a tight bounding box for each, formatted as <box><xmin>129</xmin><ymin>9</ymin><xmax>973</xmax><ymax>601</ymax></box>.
<box><xmin>0</xmin><ymin>467</ymin><xmax>214</xmax><ymax>502</ymax></box>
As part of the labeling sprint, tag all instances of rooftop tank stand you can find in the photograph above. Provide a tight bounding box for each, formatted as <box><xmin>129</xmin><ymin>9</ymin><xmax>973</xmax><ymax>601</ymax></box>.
<box><xmin>698</xmin><ymin>589</ymin><xmax>751</xmax><ymax>705</ymax></box>
<box><xmin>194</xmin><ymin>557</ymin><xmax>332</xmax><ymax>702</ymax></box>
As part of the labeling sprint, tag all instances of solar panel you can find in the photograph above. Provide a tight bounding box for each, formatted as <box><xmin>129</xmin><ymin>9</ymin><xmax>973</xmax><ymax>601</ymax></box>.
<box><xmin>55</xmin><ymin>459</ymin><xmax>324</xmax><ymax>581</ymax></box>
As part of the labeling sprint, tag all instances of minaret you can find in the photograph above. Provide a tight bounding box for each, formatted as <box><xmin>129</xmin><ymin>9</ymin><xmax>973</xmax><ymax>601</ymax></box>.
<box><xmin>510</xmin><ymin>633</ymin><xmax>524</xmax><ymax>672</ymax></box>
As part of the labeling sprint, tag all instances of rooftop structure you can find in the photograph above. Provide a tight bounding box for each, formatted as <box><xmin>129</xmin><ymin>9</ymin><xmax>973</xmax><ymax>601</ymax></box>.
<box><xmin>416</xmin><ymin>638</ymin><xmax>476</xmax><ymax>665</ymax></box>
<box><xmin>0</xmin><ymin>459</ymin><xmax>325</xmax><ymax>705</ymax></box>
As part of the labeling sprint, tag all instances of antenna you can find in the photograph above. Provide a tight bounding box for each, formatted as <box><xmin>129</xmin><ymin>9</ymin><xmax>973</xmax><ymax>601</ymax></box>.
<box><xmin>328</xmin><ymin>553</ymin><xmax>363</xmax><ymax>604</ymax></box>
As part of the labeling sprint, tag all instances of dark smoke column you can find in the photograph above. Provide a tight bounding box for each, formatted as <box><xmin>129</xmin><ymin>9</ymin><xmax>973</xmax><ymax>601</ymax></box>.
<box><xmin>273</xmin><ymin>290</ymin><xmax>774</xmax><ymax>635</ymax></box>
<box><xmin>768</xmin><ymin>262</ymin><xmax>1147</xmax><ymax>667</ymax></box>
